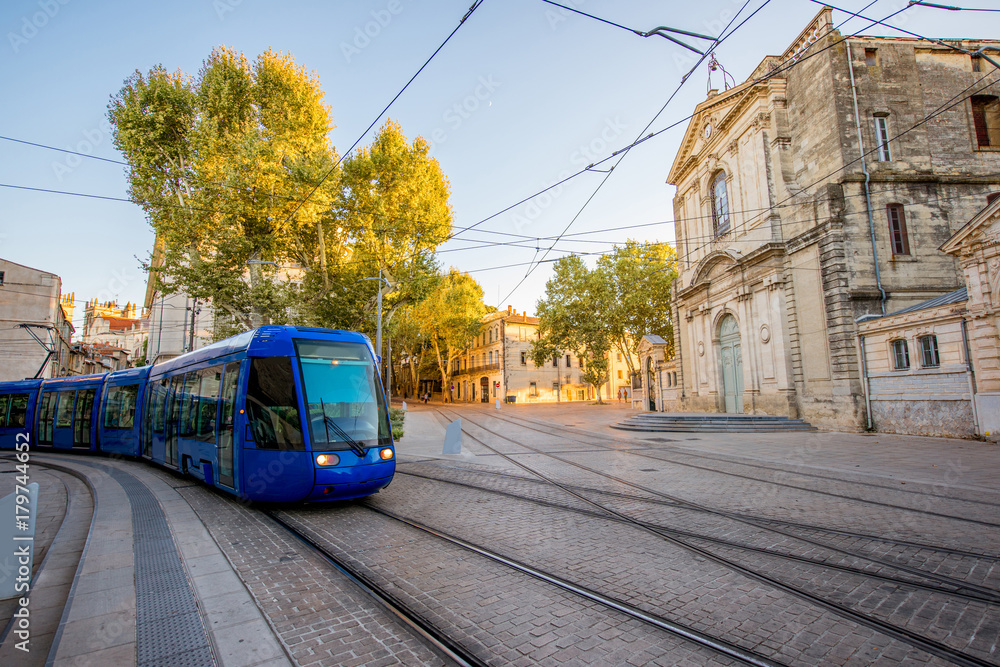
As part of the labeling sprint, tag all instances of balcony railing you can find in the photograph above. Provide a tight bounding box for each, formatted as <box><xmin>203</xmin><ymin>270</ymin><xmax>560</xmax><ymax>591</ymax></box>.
<box><xmin>451</xmin><ymin>362</ymin><xmax>500</xmax><ymax>376</ymax></box>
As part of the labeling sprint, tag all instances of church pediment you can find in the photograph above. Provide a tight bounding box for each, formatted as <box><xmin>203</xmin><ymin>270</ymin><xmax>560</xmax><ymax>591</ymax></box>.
<box><xmin>941</xmin><ymin>196</ymin><xmax>1000</xmax><ymax>255</ymax></box>
<box><xmin>690</xmin><ymin>250</ymin><xmax>741</xmax><ymax>286</ymax></box>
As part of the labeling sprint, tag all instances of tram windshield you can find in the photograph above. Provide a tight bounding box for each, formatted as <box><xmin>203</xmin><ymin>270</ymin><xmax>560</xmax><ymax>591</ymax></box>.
<box><xmin>295</xmin><ymin>339</ymin><xmax>391</xmax><ymax>452</ymax></box>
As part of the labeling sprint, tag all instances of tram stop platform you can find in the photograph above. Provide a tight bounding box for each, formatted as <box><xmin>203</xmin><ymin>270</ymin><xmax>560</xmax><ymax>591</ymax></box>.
<box><xmin>0</xmin><ymin>454</ymin><xmax>291</xmax><ymax>667</ymax></box>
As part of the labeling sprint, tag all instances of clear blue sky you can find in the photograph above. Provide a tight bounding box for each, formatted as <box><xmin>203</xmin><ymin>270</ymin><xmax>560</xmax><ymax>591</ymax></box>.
<box><xmin>1</xmin><ymin>0</ymin><xmax>995</xmax><ymax>328</ymax></box>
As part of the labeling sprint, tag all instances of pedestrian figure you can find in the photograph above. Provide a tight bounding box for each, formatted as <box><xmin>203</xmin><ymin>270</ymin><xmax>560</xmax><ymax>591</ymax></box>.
<box><xmin>617</xmin><ymin>388</ymin><xmax>623</xmax><ymax>402</ymax></box>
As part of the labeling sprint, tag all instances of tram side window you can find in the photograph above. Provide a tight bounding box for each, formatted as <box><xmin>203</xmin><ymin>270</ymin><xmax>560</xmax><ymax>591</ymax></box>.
<box><xmin>8</xmin><ymin>394</ymin><xmax>28</xmax><ymax>429</ymax></box>
<box><xmin>195</xmin><ymin>366</ymin><xmax>222</xmax><ymax>443</ymax></box>
<box><xmin>104</xmin><ymin>385</ymin><xmax>139</xmax><ymax>430</ymax></box>
<box><xmin>152</xmin><ymin>379</ymin><xmax>167</xmax><ymax>433</ymax></box>
<box><xmin>0</xmin><ymin>394</ymin><xmax>28</xmax><ymax>428</ymax></box>
<box><xmin>56</xmin><ymin>391</ymin><xmax>76</xmax><ymax>429</ymax></box>
<box><xmin>179</xmin><ymin>372</ymin><xmax>199</xmax><ymax>438</ymax></box>
<box><xmin>246</xmin><ymin>357</ymin><xmax>304</xmax><ymax>450</ymax></box>
<box><xmin>37</xmin><ymin>392</ymin><xmax>56</xmax><ymax>443</ymax></box>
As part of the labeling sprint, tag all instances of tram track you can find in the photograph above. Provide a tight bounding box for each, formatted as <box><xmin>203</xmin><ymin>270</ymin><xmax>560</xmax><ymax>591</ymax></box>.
<box><xmin>441</xmin><ymin>409</ymin><xmax>1000</xmax><ymax>590</ymax></box>
<box><xmin>273</xmin><ymin>505</ymin><xmax>784</xmax><ymax>667</ymax></box>
<box><xmin>396</xmin><ymin>465</ymin><xmax>1000</xmax><ymax>606</ymax></box>
<box><xmin>433</xmin><ymin>406</ymin><xmax>1000</xmax><ymax>667</ymax></box>
<box><xmin>473</xmin><ymin>408</ymin><xmax>1000</xmax><ymax>523</ymax></box>
<box><xmin>263</xmin><ymin>509</ymin><xmax>487</xmax><ymax>667</ymax></box>
<box><xmin>405</xmin><ymin>460</ymin><xmax>1000</xmax><ymax>562</ymax></box>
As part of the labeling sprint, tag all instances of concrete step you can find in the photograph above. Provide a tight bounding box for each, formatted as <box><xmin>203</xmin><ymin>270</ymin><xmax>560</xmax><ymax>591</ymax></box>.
<box><xmin>613</xmin><ymin>412</ymin><xmax>817</xmax><ymax>433</ymax></box>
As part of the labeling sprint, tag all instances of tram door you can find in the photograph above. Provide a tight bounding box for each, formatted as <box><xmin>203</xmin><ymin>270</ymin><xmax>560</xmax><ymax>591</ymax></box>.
<box><xmin>217</xmin><ymin>361</ymin><xmax>240</xmax><ymax>489</ymax></box>
<box><xmin>166</xmin><ymin>376</ymin><xmax>180</xmax><ymax>467</ymax></box>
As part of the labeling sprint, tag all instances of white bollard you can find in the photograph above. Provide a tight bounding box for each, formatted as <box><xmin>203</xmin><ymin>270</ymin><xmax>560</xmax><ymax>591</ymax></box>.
<box><xmin>495</xmin><ymin>398</ymin><xmax>501</xmax><ymax>410</ymax></box>
<box><xmin>401</xmin><ymin>401</ymin><xmax>407</xmax><ymax>412</ymax></box>
<box><xmin>443</xmin><ymin>418</ymin><xmax>462</xmax><ymax>455</ymax></box>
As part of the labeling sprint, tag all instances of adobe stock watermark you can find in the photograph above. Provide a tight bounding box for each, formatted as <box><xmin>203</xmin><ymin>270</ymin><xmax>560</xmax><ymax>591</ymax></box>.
<box><xmin>510</xmin><ymin>116</ymin><xmax>628</xmax><ymax>233</ymax></box>
<box><xmin>340</xmin><ymin>0</ymin><xmax>406</xmax><ymax>63</ymax></box>
<box><xmin>213</xmin><ymin>0</ymin><xmax>242</xmax><ymax>21</ymax></box>
<box><xmin>544</xmin><ymin>0</ymin><xmax>588</xmax><ymax>31</ymax></box>
<box><xmin>51</xmin><ymin>118</ymin><xmax>114</xmax><ymax>181</ymax></box>
<box><xmin>426</xmin><ymin>75</ymin><xmax>501</xmax><ymax>149</ymax></box>
<box><xmin>96</xmin><ymin>265</ymin><xmax>138</xmax><ymax>305</ymax></box>
<box><xmin>7</xmin><ymin>0</ymin><xmax>71</xmax><ymax>53</ymax></box>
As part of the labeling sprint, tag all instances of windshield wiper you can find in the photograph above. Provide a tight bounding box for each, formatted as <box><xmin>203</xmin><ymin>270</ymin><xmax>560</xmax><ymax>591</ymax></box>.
<box><xmin>319</xmin><ymin>400</ymin><xmax>367</xmax><ymax>457</ymax></box>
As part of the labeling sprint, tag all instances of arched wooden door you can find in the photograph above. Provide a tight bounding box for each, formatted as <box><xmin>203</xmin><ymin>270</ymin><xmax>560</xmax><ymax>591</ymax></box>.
<box><xmin>718</xmin><ymin>314</ymin><xmax>744</xmax><ymax>413</ymax></box>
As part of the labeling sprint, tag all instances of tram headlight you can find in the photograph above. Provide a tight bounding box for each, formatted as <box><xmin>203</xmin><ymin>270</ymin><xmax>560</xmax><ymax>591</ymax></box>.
<box><xmin>379</xmin><ymin>448</ymin><xmax>394</xmax><ymax>461</ymax></box>
<box><xmin>315</xmin><ymin>453</ymin><xmax>339</xmax><ymax>466</ymax></box>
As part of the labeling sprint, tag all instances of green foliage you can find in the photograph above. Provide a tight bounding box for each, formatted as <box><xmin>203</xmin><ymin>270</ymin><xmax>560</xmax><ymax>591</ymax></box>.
<box><xmin>411</xmin><ymin>269</ymin><xmax>489</xmax><ymax>402</ymax></box>
<box><xmin>388</xmin><ymin>406</ymin><xmax>405</xmax><ymax>440</ymax></box>
<box><xmin>109</xmin><ymin>49</ymin><xmax>452</xmax><ymax>339</ymax></box>
<box><xmin>530</xmin><ymin>242</ymin><xmax>677</xmax><ymax>400</ymax></box>
<box><xmin>597</xmin><ymin>241</ymin><xmax>677</xmax><ymax>374</ymax></box>
<box><xmin>529</xmin><ymin>255</ymin><xmax>612</xmax><ymax>400</ymax></box>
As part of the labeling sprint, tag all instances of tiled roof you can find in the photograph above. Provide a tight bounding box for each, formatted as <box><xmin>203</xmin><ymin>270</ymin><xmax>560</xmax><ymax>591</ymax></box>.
<box><xmin>103</xmin><ymin>316</ymin><xmax>140</xmax><ymax>331</ymax></box>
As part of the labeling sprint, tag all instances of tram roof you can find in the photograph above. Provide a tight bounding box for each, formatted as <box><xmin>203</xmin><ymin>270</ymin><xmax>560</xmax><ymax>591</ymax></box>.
<box><xmin>150</xmin><ymin>326</ymin><xmax>371</xmax><ymax>376</ymax></box>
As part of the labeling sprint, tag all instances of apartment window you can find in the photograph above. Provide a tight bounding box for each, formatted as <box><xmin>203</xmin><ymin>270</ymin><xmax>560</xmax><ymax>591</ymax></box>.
<box><xmin>711</xmin><ymin>171</ymin><xmax>730</xmax><ymax>236</ymax></box>
<box><xmin>520</xmin><ymin>351</ymin><xmax>527</xmax><ymax>366</ymax></box>
<box><xmin>874</xmin><ymin>115</ymin><xmax>892</xmax><ymax>161</ymax></box>
<box><xmin>971</xmin><ymin>95</ymin><xmax>1000</xmax><ymax>148</ymax></box>
<box><xmin>617</xmin><ymin>370</ymin><xmax>623</xmax><ymax>379</ymax></box>
<box><xmin>887</xmin><ymin>204</ymin><xmax>909</xmax><ymax>255</ymax></box>
<box><xmin>0</xmin><ymin>271</ymin><xmax>4</xmax><ymax>286</ymax></box>
<box><xmin>565</xmin><ymin>354</ymin><xmax>571</xmax><ymax>367</ymax></box>
<box><xmin>972</xmin><ymin>56</ymin><xmax>982</xmax><ymax>73</ymax></box>
<box><xmin>529</xmin><ymin>382</ymin><xmax>538</xmax><ymax>397</ymax></box>
<box><xmin>552</xmin><ymin>356</ymin><xmax>558</xmax><ymax>367</ymax></box>
<box><xmin>919</xmin><ymin>335</ymin><xmax>940</xmax><ymax>367</ymax></box>
<box><xmin>892</xmin><ymin>339</ymin><xmax>910</xmax><ymax>370</ymax></box>
<box><xmin>616</xmin><ymin>353</ymin><xmax>622</xmax><ymax>362</ymax></box>
<box><xmin>865</xmin><ymin>48</ymin><xmax>878</xmax><ymax>67</ymax></box>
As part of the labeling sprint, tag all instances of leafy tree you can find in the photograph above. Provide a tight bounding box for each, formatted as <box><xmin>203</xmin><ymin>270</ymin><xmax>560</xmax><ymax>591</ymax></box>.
<box><xmin>411</xmin><ymin>269</ymin><xmax>489</xmax><ymax>403</ymax></box>
<box><xmin>597</xmin><ymin>241</ymin><xmax>677</xmax><ymax>376</ymax></box>
<box><xmin>109</xmin><ymin>47</ymin><xmax>339</xmax><ymax>332</ymax></box>
<box><xmin>529</xmin><ymin>255</ymin><xmax>612</xmax><ymax>402</ymax></box>
<box><xmin>530</xmin><ymin>242</ymin><xmax>677</xmax><ymax>400</ymax></box>
<box><xmin>306</xmin><ymin>120</ymin><xmax>454</xmax><ymax>334</ymax></box>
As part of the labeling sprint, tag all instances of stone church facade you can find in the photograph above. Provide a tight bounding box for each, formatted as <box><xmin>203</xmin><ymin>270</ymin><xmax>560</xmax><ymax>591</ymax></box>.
<box><xmin>666</xmin><ymin>8</ymin><xmax>1000</xmax><ymax>430</ymax></box>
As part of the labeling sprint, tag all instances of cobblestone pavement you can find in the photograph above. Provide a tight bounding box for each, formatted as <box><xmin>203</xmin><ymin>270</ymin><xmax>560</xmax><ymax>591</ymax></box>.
<box><xmin>369</xmin><ymin>402</ymin><xmax>999</xmax><ymax>665</ymax></box>
<box><xmin>22</xmin><ymin>402</ymin><xmax>992</xmax><ymax>666</ymax></box>
<box><xmin>169</xmin><ymin>475</ymin><xmax>447</xmax><ymax>667</ymax></box>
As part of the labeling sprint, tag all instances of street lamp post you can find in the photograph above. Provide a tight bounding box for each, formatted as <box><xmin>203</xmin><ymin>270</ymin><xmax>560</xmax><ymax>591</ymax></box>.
<box><xmin>360</xmin><ymin>270</ymin><xmax>391</xmax><ymax>378</ymax></box>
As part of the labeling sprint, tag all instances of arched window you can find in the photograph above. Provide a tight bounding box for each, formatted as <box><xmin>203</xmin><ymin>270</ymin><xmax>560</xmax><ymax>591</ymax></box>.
<box><xmin>711</xmin><ymin>172</ymin><xmax>730</xmax><ymax>236</ymax></box>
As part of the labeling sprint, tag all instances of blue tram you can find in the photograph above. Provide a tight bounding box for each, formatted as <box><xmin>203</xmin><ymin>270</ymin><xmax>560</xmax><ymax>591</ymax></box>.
<box><xmin>0</xmin><ymin>326</ymin><xmax>395</xmax><ymax>503</ymax></box>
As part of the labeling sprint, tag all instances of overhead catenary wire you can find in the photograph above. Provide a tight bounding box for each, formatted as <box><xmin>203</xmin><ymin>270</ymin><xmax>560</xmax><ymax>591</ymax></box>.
<box><xmin>497</xmin><ymin>0</ymin><xmax>767</xmax><ymax>307</ymax></box>
<box><xmin>3</xmin><ymin>1</ymin><xmax>996</xmax><ymax>304</ymax></box>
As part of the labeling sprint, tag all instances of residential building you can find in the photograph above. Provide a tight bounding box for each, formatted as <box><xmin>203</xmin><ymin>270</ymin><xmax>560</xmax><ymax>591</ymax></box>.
<box><xmin>0</xmin><ymin>258</ymin><xmax>74</xmax><ymax>381</ymax></box>
<box><xmin>79</xmin><ymin>298</ymin><xmax>149</xmax><ymax>363</ymax></box>
<box><xmin>666</xmin><ymin>8</ymin><xmax>1000</xmax><ymax>429</ymax></box>
<box><xmin>448</xmin><ymin>306</ymin><xmax>637</xmax><ymax>404</ymax></box>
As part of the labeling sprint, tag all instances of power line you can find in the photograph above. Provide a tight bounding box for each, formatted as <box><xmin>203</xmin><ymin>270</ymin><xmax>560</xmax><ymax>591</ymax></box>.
<box><xmin>498</xmin><ymin>0</ymin><xmax>765</xmax><ymax>307</ymax></box>
<box><xmin>539</xmin><ymin>0</ymin><xmax>716</xmax><ymax>54</ymax></box>
<box><xmin>907</xmin><ymin>1</ymin><xmax>1000</xmax><ymax>13</ymax></box>
<box><xmin>273</xmin><ymin>0</ymin><xmax>485</xmax><ymax>235</ymax></box>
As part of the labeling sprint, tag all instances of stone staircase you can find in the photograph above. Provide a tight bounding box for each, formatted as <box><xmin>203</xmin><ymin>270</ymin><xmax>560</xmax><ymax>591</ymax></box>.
<box><xmin>613</xmin><ymin>412</ymin><xmax>817</xmax><ymax>433</ymax></box>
